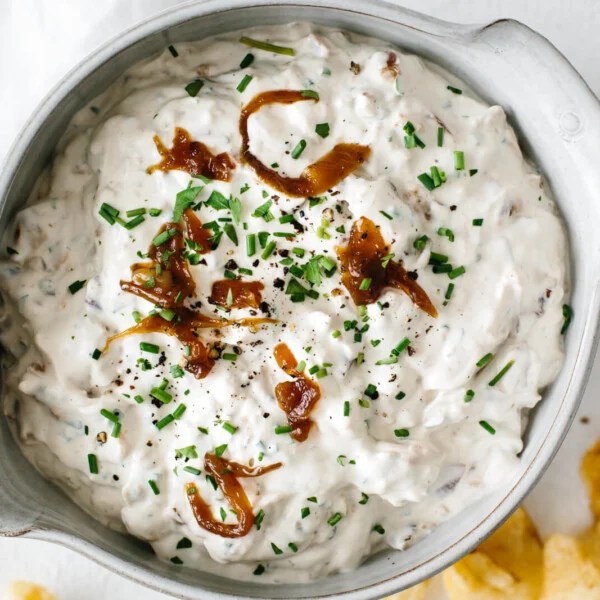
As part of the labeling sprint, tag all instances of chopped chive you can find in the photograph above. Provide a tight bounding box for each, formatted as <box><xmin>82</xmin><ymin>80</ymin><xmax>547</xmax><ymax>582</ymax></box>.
<box><xmin>391</xmin><ymin>338</ymin><xmax>410</xmax><ymax>356</ymax></box>
<box><xmin>275</xmin><ymin>425</ymin><xmax>293</xmax><ymax>435</ymax></box>
<box><xmin>315</xmin><ymin>122</ymin><xmax>330</xmax><ymax>138</ymax></box>
<box><xmin>417</xmin><ymin>172</ymin><xmax>435</xmax><ymax>191</ymax></box>
<box><xmin>206</xmin><ymin>475</ymin><xmax>217</xmax><ymax>490</ymax></box>
<box><xmin>99</xmin><ymin>202</ymin><xmax>119</xmax><ymax>225</ymax></box>
<box><xmin>155</xmin><ymin>414</ymin><xmax>175</xmax><ymax>430</ymax></box>
<box><xmin>376</xmin><ymin>357</ymin><xmax>398</xmax><ymax>365</ymax></box>
<box><xmin>437</xmin><ymin>227</ymin><xmax>455</xmax><ymax>242</ymax></box>
<box><xmin>183</xmin><ymin>466</ymin><xmax>201</xmax><ymax>476</ymax></box>
<box><xmin>149</xmin><ymin>208</ymin><xmax>162</xmax><ymax>217</ymax></box>
<box><xmin>236</xmin><ymin>74</ymin><xmax>253</xmax><ymax>93</ymax></box>
<box><xmin>447</xmin><ymin>85</ymin><xmax>462</xmax><ymax>94</ymax></box>
<box><xmin>219</xmin><ymin>507</ymin><xmax>227</xmax><ymax>521</ymax></box>
<box><xmin>150</xmin><ymin>387</ymin><xmax>172</xmax><ymax>404</ymax></box>
<box><xmin>332</xmin><ymin>330</ymin><xmax>342</xmax><ymax>338</ymax></box>
<box><xmin>291</xmin><ymin>139</ymin><xmax>307</xmax><ymax>159</ymax></box>
<box><xmin>301</xmin><ymin>507</ymin><xmax>310</xmax><ymax>518</ymax></box>
<box><xmin>148</xmin><ymin>479</ymin><xmax>160</xmax><ymax>494</ymax></box>
<box><xmin>68</xmin><ymin>280</ymin><xmax>87</xmax><ymax>295</ymax></box>
<box><xmin>359</xmin><ymin>278</ymin><xmax>372</xmax><ymax>291</ymax></box>
<box><xmin>238</xmin><ymin>267</ymin><xmax>253</xmax><ymax>276</ymax></box>
<box><xmin>111</xmin><ymin>421</ymin><xmax>122</xmax><ymax>438</ymax></box>
<box><xmin>464</xmin><ymin>389</ymin><xmax>475</xmax><ymax>402</ymax></box>
<box><xmin>379</xmin><ymin>210</ymin><xmax>393</xmax><ymax>220</ymax></box>
<box><xmin>448</xmin><ymin>266</ymin><xmax>466</xmax><ymax>279</ymax></box>
<box><xmin>271</xmin><ymin>542</ymin><xmax>283</xmax><ymax>555</ymax></box>
<box><xmin>469</xmin><ymin>169</ymin><xmax>478</xmax><ymax>177</ymax></box>
<box><xmin>255</xmin><ymin>509</ymin><xmax>265</xmax><ymax>530</ymax></box>
<box><xmin>167</xmin><ymin>44</ymin><xmax>179</xmax><ymax>57</ymax></box>
<box><xmin>429</xmin><ymin>251</ymin><xmax>448</xmax><ymax>265</ymax></box>
<box><xmin>476</xmin><ymin>353</ymin><xmax>494</xmax><ymax>368</ymax></box>
<box><xmin>261</xmin><ymin>240</ymin><xmax>276</xmax><ymax>259</ymax></box>
<box><xmin>126</xmin><ymin>207</ymin><xmax>146</xmax><ymax>217</ymax></box>
<box><xmin>437</xmin><ymin>127</ymin><xmax>444</xmax><ymax>147</ymax></box>
<box><xmin>159</xmin><ymin>308</ymin><xmax>176</xmax><ymax>322</ymax></box>
<box><xmin>445</xmin><ymin>283</ymin><xmax>455</xmax><ymax>301</ymax></box>
<box><xmin>198</xmin><ymin>426</ymin><xmax>209</xmax><ymax>435</ymax></box>
<box><xmin>222</xmin><ymin>421</ymin><xmax>237</xmax><ymax>434</ymax></box>
<box><xmin>100</xmin><ymin>408</ymin><xmax>119</xmax><ymax>424</ymax></box>
<box><xmin>88</xmin><ymin>454</ymin><xmax>98</xmax><ymax>474</ymax></box>
<box><xmin>253</xmin><ymin>564</ymin><xmax>265</xmax><ymax>576</ymax></box>
<box><xmin>296</xmin><ymin>360</ymin><xmax>306</xmax><ymax>372</ymax></box>
<box><xmin>327</xmin><ymin>513</ymin><xmax>342</xmax><ymax>526</ymax></box>
<box><xmin>373</xmin><ymin>524</ymin><xmax>385</xmax><ymax>535</ymax></box>
<box><xmin>359</xmin><ymin>492</ymin><xmax>369</xmax><ymax>505</ymax></box>
<box><xmin>134</xmin><ymin>394</ymin><xmax>144</xmax><ymax>404</ymax></box>
<box><xmin>246</xmin><ymin>233</ymin><xmax>256</xmax><ymax>256</ymax></box>
<box><xmin>433</xmin><ymin>263</ymin><xmax>453</xmax><ymax>274</ymax></box>
<box><xmin>454</xmin><ymin>150</ymin><xmax>465</xmax><ymax>170</ymax></box>
<box><xmin>472</xmin><ymin>218</ymin><xmax>484</xmax><ymax>226</ymax></box>
<box><xmin>288</xmin><ymin>542</ymin><xmax>298</xmax><ymax>552</ymax></box>
<box><xmin>561</xmin><ymin>304</ymin><xmax>573</xmax><ymax>334</ymax></box>
<box><xmin>173</xmin><ymin>404</ymin><xmax>187</xmax><ymax>419</ymax></box>
<box><xmin>240</xmin><ymin>53</ymin><xmax>254</xmax><ymax>68</ymax></box>
<box><xmin>395</xmin><ymin>391</ymin><xmax>406</xmax><ymax>400</ymax></box>
<box><xmin>394</xmin><ymin>428</ymin><xmax>410</xmax><ymax>438</ymax></box>
<box><xmin>343</xmin><ymin>401</ymin><xmax>350</xmax><ymax>416</ymax></box>
<box><xmin>170</xmin><ymin>556</ymin><xmax>183</xmax><ymax>565</ymax></box>
<box><xmin>364</xmin><ymin>384</ymin><xmax>379</xmax><ymax>400</ymax></box>
<box><xmin>413</xmin><ymin>235</ymin><xmax>429</xmax><ymax>251</ymax></box>
<box><xmin>123</xmin><ymin>215</ymin><xmax>146</xmax><ymax>230</ymax></box>
<box><xmin>185</xmin><ymin>79</ymin><xmax>204</xmax><ymax>97</ymax></box>
<box><xmin>140</xmin><ymin>341</ymin><xmax>159</xmax><ymax>354</ymax></box>
<box><xmin>307</xmin><ymin>496</ymin><xmax>318</xmax><ymax>503</ymax></box>
<box><xmin>488</xmin><ymin>360</ymin><xmax>515</xmax><ymax>386</ymax></box>
<box><xmin>300</xmin><ymin>89</ymin><xmax>319</xmax><ymax>99</ymax></box>
<box><xmin>279</xmin><ymin>214</ymin><xmax>295</xmax><ymax>224</ymax></box>
<box><xmin>153</xmin><ymin>228</ymin><xmax>176</xmax><ymax>246</ymax></box>
<box><xmin>430</xmin><ymin>166</ymin><xmax>442</xmax><ymax>187</ymax></box>
<box><xmin>91</xmin><ymin>348</ymin><xmax>102</xmax><ymax>360</ymax></box>
<box><xmin>239</xmin><ymin>36</ymin><xmax>295</xmax><ymax>56</ymax></box>
<box><xmin>479</xmin><ymin>420</ymin><xmax>496</xmax><ymax>434</ymax></box>
<box><xmin>222</xmin><ymin>353</ymin><xmax>238</xmax><ymax>361</ymax></box>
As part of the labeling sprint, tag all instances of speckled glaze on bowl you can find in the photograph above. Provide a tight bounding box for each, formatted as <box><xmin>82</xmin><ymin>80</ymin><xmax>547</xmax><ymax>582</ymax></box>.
<box><xmin>1</xmin><ymin>1</ymin><xmax>600</xmax><ymax>598</ymax></box>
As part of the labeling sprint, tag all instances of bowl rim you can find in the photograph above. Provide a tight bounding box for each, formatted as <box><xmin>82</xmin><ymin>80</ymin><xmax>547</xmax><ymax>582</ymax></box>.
<box><xmin>2</xmin><ymin>0</ymin><xmax>600</xmax><ymax>598</ymax></box>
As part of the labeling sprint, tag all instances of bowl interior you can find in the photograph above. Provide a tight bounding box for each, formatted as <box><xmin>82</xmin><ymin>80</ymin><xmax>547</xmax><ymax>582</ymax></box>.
<box><xmin>1</xmin><ymin>2</ymin><xmax>600</xmax><ymax>599</ymax></box>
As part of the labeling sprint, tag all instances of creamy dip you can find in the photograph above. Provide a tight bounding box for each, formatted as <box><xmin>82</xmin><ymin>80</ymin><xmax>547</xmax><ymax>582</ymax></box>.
<box><xmin>0</xmin><ymin>23</ymin><xmax>570</xmax><ymax>582</ymax></box>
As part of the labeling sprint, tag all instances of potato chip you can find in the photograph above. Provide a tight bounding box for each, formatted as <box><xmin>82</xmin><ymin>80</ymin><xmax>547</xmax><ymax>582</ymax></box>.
<box><xmin>581</xmin><ymin>439</ymin><xmax>600</xmax><ymax>519</ymax></box>
<box><xmin>540</xmin><ymin>533</ymin><xmax>600</xmax><ymax>599</ymax></box>
<box><xmin>443</xmin><ymin>507</ymin><xmax>542</xmax><ymax>599</ymax></box>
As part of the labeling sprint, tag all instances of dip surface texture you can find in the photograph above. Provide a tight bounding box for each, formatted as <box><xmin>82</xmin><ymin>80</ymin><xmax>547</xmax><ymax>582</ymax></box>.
<box><xmin>0</xmin><ymin>23</ymin><xmax>569</xmax><ymax>582</ymax></box>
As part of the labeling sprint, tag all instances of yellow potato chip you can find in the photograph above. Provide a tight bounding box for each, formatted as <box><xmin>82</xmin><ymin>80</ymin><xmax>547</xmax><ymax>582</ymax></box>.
<box><xmin>385</xmin><ymin>580</ymin><xmax>429</xmax><ymax>600</ymax></box>
<box><xmin>5</xmin><ymin>581</ymin><xmax>56</xmax><ymax>600</ymax></box>
<box><xmin>581</xmin><ymin>439</ymin><xmax>600</xmax><ymax>519</ymax></box>
<box><xmin>540</xmin><ymin>533</ymin><xmax>600</xmax><ymax>599</ymax></box>
<box><xmin>443</xmin><ymin>507</ymin><xmax>542</xmax><ymax>599</ymax></box>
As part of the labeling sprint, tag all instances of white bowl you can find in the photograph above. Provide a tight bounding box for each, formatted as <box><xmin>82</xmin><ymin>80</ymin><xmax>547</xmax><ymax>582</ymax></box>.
<box><xmin>2</xmin><ymin>1</ymin><xmax>600</xmax><ymax>598</ymax></box>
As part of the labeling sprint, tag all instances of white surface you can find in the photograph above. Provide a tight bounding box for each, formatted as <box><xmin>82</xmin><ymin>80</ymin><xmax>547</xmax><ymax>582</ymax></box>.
<box><xmin>1</xmin><ymin>1</ymin><xmax>599</xmax><ymax>598</ymax></box>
